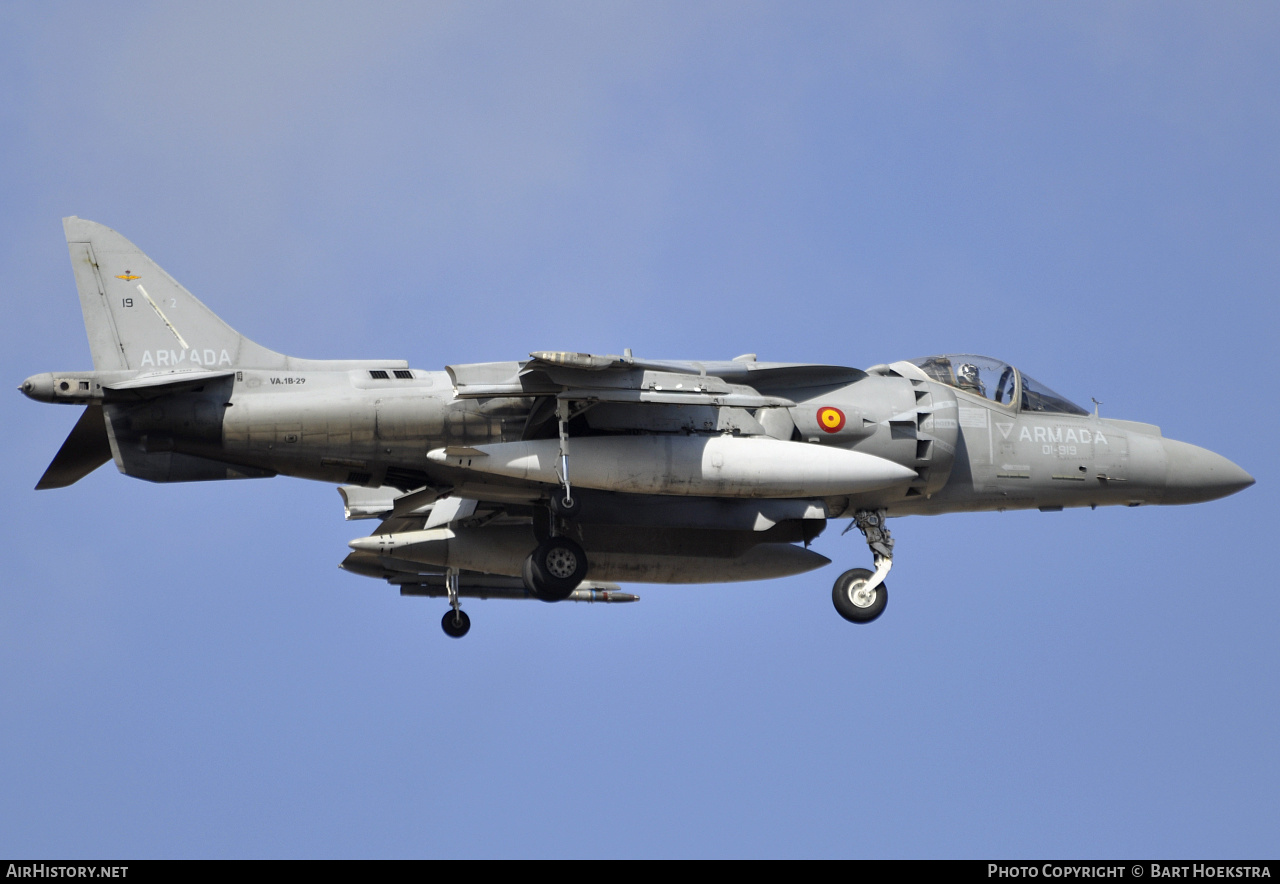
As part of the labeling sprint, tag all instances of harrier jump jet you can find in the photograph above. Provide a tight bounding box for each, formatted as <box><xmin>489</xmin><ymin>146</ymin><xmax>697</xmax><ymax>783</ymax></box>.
<box><xmin>22</xmin><ymin>218</ymin><xmax>1254</xmax><ymax>637</ymax></box>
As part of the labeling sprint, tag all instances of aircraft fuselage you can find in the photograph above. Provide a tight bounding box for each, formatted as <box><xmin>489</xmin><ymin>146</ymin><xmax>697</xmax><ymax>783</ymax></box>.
<box><xmin>22</xmin><ymin>360</ymin><xmax>1250</xmax><ymax>516</ymax></box>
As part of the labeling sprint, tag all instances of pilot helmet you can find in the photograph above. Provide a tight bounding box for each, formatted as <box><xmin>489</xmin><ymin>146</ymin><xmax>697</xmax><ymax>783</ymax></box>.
<box><xmin>958</xmin><ymin>363</ymin><xmax>980</xmax><ymax>384</ymax></box>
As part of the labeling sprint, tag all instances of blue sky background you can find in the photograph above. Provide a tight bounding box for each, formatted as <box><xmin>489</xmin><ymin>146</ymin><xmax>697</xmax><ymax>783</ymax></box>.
<box><xmin>1</xmin><ymin>2</ymin><xmax>1276</xmax><ymax>858</ymax></box>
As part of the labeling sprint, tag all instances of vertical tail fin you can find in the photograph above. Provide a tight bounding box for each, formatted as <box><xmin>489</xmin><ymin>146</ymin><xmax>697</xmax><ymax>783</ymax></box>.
<box><xmin>63</xmin><ymin>217</ymin><xmax>292</xmax><ymax>371</ymax></box>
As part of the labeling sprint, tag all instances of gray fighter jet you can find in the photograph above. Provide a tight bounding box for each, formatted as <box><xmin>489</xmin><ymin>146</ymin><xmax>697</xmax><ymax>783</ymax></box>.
<box><xmin>22</xmin><ymin>218</ymin><xmax>1254</xmax><ymax>638</ymax></box>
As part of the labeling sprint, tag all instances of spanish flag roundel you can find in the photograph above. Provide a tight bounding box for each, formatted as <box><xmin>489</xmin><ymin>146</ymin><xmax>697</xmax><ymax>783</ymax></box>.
<box><xmin>817</xmin><ymin>406</ymin><xmax>846</xmax><ymax>433</ymax></box>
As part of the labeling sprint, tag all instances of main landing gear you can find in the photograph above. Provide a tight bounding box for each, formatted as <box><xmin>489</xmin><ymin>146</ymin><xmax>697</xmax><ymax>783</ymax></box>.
<box><xmin>439</xmin><ymin>402</ymin><xmax>592</xmax><ymax>636</ymax></box>
<box><xmin>436</xmin><ymin>532</ymin><xmax>590</xmax><ymax>637</ymax></box>
<box><xmin>833</xmin><ymin>509</ymin><xmax>894</xmax><ymax>624</ymax></box>
<box><xmin>523</xmin><ymin>535</ymin><xmax>588</xmax><ymax>602</ymax></box>
<box><xmin>523</xmin><ymin>399</ymin><xmax>590</xmax><ymax>601</ymax></box>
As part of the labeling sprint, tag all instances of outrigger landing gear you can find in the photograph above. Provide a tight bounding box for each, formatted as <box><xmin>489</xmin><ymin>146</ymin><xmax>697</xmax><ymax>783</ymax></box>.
<box><xmin>441</xmin><ymin>569</ymin><xmax>471</xmax><ymax>638</ymax></box>
<box><xmin>521</xmin><ymin>399</ymin><xmax>590</xmax><ymax>602</ymax></box>
<box><xmin>833</xmin><ymin>509</ymin><xmax>894</xmax><ymax>624</ymax></box>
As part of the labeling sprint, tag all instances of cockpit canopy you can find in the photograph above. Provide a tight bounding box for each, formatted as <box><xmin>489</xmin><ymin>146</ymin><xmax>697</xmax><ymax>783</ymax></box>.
<box><xmin>909</xmin><ymin>355</ymin><xmax>1089</xmax><ymax>416</ymax></box>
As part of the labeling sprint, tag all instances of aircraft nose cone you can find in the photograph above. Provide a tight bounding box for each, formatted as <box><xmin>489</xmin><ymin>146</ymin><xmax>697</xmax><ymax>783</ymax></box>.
<box><xmin>1161</xmin><ymin>438</ymin><xmax>1254</xmax><ymax>504</ymax></box>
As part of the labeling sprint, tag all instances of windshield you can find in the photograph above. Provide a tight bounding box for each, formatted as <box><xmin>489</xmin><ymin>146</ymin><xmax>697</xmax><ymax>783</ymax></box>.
<box><xmin>909</xmin><ymin>355</ymin><xmax>1088</xmax><ymax>415</ymax></box>
<box><xmin>1019</xmin><ymin>372</ymin><xmax>1089</xmax><ymax>415</ymax></box>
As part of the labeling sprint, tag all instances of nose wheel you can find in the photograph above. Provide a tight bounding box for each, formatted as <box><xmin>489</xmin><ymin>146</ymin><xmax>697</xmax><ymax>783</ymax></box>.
<box><xmin>833</xmin><ymin>508</ymin><xmax>894</xmax><ymax>624</ymax></box>
<box><xmin>832</xmin><ymin>568</ymin><xmax>888</xmax><ymax>623</ymax></box>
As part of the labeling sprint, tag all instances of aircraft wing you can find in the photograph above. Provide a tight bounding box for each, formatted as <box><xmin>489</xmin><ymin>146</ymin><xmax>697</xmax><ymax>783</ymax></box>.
<box><xmin>446</xmin><ymin>352</ymin><xmax>865</xmax><ymax>407</ymax></box>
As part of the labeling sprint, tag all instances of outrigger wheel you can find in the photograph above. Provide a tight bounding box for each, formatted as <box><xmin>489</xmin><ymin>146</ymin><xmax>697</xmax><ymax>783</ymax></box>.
<box><xmin>831</xmin><ymin>568</ymin><xmax>888</xmax><ymax>624</ymax></box>
<box><xmin>441</xmin><ymin>608</ymin><xmax>471</xmax><ymax>638</ymax></box>
<box><xmin>523</xmin><ymin>536</ymin><xmax>589</xmax><ymax>602</ymax></box>
<box><xmin>441</xmin><ymin>569</ymin><xmax>470</xmax><ymax>638</ymax></box>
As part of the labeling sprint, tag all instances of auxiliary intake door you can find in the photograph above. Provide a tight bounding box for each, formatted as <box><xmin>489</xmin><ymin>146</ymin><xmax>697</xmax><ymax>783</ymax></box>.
<box><xmin>909</xmin><ymin>377</ymin><xmax>959</xmax><ymax>498</ymax></box>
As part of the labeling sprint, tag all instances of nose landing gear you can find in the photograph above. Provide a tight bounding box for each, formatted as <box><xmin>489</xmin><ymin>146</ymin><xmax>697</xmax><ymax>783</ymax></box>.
<box><xmin>833</xmin><ymin>509</ymin><xmax>894</xmax><ymax>624</ymax></box>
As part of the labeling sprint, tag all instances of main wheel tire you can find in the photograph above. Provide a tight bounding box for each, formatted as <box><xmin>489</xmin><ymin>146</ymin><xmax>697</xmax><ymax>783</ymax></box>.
<box><xmin>831</xmin><ymin>568</ymin><xmax>888</xmax><ymax>624</ymax></box>
<box><xmin>441</xmin><ymin>608</ymin><xmax>471</xmax><ymax>638</ymax></box>
<box><xmin>522</xmin><ymin>553</ymin><xmax>538</xmax><ymax>594</ymax></box>
<box><xmin>523</xmin><ymin>537</ymin><xmax>588</xmax><ymax>602</ymax></box>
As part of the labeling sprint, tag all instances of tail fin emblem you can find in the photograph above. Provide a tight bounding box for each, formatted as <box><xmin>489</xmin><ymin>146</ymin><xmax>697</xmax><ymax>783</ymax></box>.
<box><xmin>115</xmin><ymin>271</ymin><xmax>140</xmax><ymax>280</ymax></box>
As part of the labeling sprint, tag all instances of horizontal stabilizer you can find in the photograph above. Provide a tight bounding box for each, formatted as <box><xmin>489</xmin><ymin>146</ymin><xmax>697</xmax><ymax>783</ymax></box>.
<box><xmin>36</xmin><ymin>405</ymin><xmax>113</xmax><ymax>489</ymax></box>
<box><xmin>104</xmin><ymin>370</ymin><xmax>235</xmax><ymax>397</ymax></box>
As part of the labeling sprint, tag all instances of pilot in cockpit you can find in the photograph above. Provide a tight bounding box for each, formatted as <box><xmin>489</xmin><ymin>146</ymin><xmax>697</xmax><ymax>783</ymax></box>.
<box><xmin>956</xmin><ymin>362</ymin><xmax>986</xmax><ymax>398</ymax></box>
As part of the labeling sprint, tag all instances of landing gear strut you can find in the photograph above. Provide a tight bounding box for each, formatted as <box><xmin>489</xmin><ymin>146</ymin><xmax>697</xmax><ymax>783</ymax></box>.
<box><xmin>554</xmin><ymin>399</ymin><xmax>576</xmax><ymax>511</ymax></box>
<box><xmin>441</xmin><ymin>568</ymin><xmax>471</xmax><ymax>637</ymax></box>
<box><xmin>833</xmin><ymin>509</ymin><xmax>894</xmax><ymax>624</ymax></box>
<box><xmin>521</xmin><ymin>400</ymin><xmax>590</xmax><ymax>601</ymax></box>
